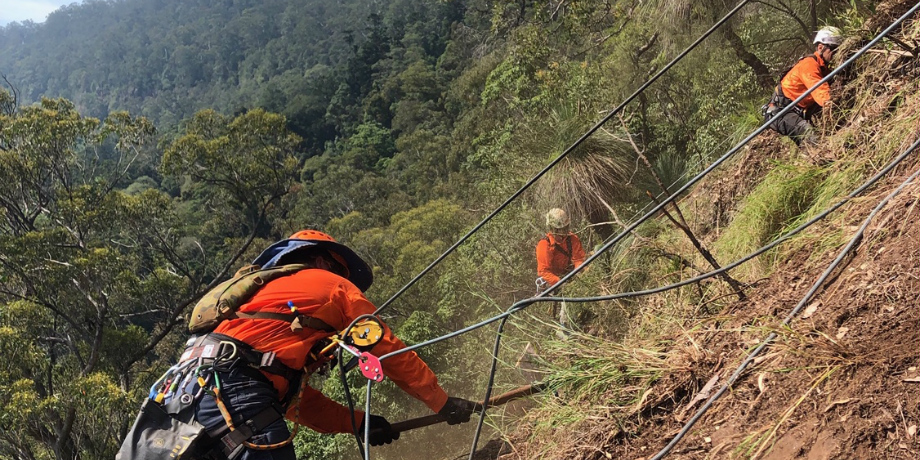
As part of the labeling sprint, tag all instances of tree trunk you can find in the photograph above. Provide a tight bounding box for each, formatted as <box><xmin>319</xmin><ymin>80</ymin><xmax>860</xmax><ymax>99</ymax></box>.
<box><xmin>54</xmin><ymin>409</ymin><xmax>80</xmax><ymax>460</ymax></box>
<box><xmin>587</xmin><ymin>206</ymin><xmax>613</xmax><ymax>240</ymax></box>
<box><xmin>809</xmin><ymin>0</ymin><xmax>817</xmax><ymax>34</ymax></box>
<box><xmin>722</xmin><ymin>24</ymin><xmax>774</xmax><ymax>90</ymax></box>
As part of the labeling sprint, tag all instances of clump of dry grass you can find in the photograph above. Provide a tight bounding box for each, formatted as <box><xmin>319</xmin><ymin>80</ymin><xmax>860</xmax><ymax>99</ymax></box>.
<box><xmin>491</xmin><ymin>16</ymin><xmax>920</xmax><ymax>460</ymax></box>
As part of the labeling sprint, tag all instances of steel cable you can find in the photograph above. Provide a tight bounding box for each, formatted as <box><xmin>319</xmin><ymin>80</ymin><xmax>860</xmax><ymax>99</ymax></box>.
<box><xmin>373</xmin><ymin>0</ymin><xmax>754</xmax><ymax>315</ymax></box>
<box><xmin>378</xmin><ymin>5</ymin><xmax>920</xmax><ymax>364</ymax></box>
<box><xmin>647</xmin><ymin>166</ymin><xmax>920</xmax><ymax>460</ymax></box>
<box><xmin>369</xmin><ymin>136</ymin><xmax>916</xmax><ymax>460</ymax></box>
<box><xmin>377</xmin><ymin>5</ymin><xmax>920</xmax><ymax>455</ymax></box>
<box><xmin>357</xmin><ymin>4</ymin><xmax>919</xmax><ymax>458</ymax></box>
<box><xmin>457</xmin><ymin>21</ymin><xmax>920</xmax><ymax>451</ymax></box>
<box><xmin>379</xmin><ymin>136</ymin><xmax>917</xmax><ymax>358</ymax></box>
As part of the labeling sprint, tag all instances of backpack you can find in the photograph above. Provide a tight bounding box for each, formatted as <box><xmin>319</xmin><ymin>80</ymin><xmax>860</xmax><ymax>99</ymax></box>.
<box><xmin>188</xmin><ymin>264</ymin><xmax>313</xmax><ymax>334</ymax></box>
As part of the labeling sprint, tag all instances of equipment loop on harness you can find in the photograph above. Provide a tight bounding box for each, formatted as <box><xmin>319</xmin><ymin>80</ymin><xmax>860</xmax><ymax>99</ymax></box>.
<box><xmin>535</xmin><ymin>277</ymin><xmax>548</xmax><ymax>294</ymax></box>
<box><xmin>218</xmin><ymin>340</ymin><xmax>238</xmax><ymax>361</ymax></box>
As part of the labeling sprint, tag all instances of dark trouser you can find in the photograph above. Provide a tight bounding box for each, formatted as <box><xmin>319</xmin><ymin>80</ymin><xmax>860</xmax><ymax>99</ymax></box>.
<box><xmin>192</xmin><ymin>368</ymin><xmax>296</xmax><ymax>460</ymax></box>
<box><xmin>768</xmin><ymin>110</ymin><xmax>817</xmax><ymax>146</ymax></box>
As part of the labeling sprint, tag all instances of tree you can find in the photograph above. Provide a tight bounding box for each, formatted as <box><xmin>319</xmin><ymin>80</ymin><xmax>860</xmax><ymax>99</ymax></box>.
<box><xmin>161</xmin><ymin>108</ymin><xmax>302</xmax><ymax>239</ymax></box>
<box><xmin>0</xmin><ymin>96</ymin><xmax>301</xmax><ymax>459</ymax></box>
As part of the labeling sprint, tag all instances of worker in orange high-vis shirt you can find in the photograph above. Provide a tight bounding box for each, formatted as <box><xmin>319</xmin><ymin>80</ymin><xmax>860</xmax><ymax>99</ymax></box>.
<box><xmin>764</xmin><ymin>26</ymin><xmax>843</xmax><ymax>146</ymax></box>
<box><xmin>536</xmin><ymin>208</ymin><xmax>586</xmax><ymax>330</ymax></box>
<box><xmin>184</xmin><ymin>230</ymin><xmax>476</xmax><ymax>460</ymax></box>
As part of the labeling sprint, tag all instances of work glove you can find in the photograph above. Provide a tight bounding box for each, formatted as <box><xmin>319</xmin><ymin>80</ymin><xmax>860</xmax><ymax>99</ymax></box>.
<box><xmin>438</xmin><ymin>396</ymin><xmax>478</xmax><ymax>425</ymax></box>
<box><xmin>359</xmin><ymin>414</ymin><xmax>399</xmax><ymax>446</ymax></box>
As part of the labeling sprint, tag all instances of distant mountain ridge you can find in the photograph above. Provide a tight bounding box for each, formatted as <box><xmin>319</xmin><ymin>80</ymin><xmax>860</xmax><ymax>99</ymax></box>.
<box><xmin>0</xmin><ymin>0</ymin><xmax>454</xmax><ymax>133</ymax></box>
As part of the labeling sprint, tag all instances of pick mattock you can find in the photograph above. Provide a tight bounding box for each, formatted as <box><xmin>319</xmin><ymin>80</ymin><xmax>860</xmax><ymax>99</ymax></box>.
<box><xmin>381</xmin><ymin>383</ymin><xmax>546</xmax><ymax>435</ymax></box>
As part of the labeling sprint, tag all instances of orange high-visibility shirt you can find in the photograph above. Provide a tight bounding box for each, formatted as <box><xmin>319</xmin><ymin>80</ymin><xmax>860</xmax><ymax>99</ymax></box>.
<box><xmin>214</xmin><ymin>268</ymin><xmax>448</xmax><ymax>433</ymax></box>
<box><xmin>780</xmin><ymin>51</ymin><xmax>830</xmax><ymax>109</ymax></box>
<box><xmin>536</xmin><ymin>233</ymin><xmax>586</xmax><ymax>285</ymax></box>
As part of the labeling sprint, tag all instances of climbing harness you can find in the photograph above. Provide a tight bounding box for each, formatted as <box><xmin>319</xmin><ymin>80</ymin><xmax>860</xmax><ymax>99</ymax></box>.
<box><xmin>542</xmin><ymin>234</ymin><xmax>576</xmax><ymax>274</ymax></box>
<box><xmin>208</xmin><ymin>370</ymin><xmax>307</xmax><ymax>458</ymax></box>
<box><xmin>200</xmin><ymin>317</ymin><xmax>387</xmax><ymax>456</ymax></box>
<box><xmin>119</xmin><ymin>316</ymin><xmax>386</xmax><ymax>460</ymax></box>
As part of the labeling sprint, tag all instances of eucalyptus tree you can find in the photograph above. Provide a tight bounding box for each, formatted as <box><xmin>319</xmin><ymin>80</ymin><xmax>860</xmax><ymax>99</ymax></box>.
<box><xmin>0</xmin><ymin>95</ymin><xmax>301</xmax><ymax>459</ymax></box>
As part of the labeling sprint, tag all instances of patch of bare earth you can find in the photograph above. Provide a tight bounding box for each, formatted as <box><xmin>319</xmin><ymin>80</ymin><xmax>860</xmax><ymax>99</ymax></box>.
<box><xmin>595</xmin><ymin>163</ymin><xmax>920</xmax><ymax>460</ymax></box>
<box><xmin>478</xmin><ymin>158</ymin><xmax>918</xmax><ymax>460</ymax></box>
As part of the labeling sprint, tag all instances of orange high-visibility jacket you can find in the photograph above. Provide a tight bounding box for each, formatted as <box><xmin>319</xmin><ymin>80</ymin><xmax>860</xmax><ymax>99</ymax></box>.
<box><xmin>780</xmin><ymin>51</ymin><xmax>830</xmax><ymax>110</ymax></box>
<box><xmin>536</xmin><ymin>233</ymin><xmax>586</xmax><ymax>285</ymax></box>
<box><xmin>214</xmin><ymin>268</ymin><xmax>448</xmax><ymax>434</ymax></box>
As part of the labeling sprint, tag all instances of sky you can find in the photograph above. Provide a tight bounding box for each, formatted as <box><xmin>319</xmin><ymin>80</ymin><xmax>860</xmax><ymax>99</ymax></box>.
<box><xmin>0</xmin><ymin>0</ymin><xmax>78</xmax><ymax>26</ymax></box>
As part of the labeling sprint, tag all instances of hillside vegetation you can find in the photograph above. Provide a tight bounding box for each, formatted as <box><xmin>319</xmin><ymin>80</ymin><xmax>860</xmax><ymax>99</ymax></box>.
<box><xmin>0</xmin><ymin>0</ymin><xmax>916</xmax><ymax>459</ymax></box>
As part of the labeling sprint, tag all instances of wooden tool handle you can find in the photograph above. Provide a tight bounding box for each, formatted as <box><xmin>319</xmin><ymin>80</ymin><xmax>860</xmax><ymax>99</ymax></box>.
<box><xmin>388</xmin><ymin>383</ymin><xmax>545</xmax><ymax>434</ymax></box>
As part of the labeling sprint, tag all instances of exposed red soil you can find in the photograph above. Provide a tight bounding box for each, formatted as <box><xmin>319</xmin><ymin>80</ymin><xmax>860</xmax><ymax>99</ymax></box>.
<box><xmin>610</xmin><ymin>162</ymin><xmax>920</xmax><ymax>460</ymax></box>
<box><xmin>483</xmin><ymin>158</ymin><xmax>918</xmax><ymax>460</ymax></box>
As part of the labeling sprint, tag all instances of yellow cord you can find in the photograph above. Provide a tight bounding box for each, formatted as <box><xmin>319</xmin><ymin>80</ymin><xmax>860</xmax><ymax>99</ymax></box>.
<box><xmin>244</xmin><ymin>372</ymin><xmax>308</xmax><ymax>450</ymax></box>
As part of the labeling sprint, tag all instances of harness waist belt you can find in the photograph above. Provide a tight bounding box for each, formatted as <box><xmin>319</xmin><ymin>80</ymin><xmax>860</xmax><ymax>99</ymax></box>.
<box><xmin>180</xmin><ymin>333</ymin><xmax>301</xmax><ymax>382</ymax></box>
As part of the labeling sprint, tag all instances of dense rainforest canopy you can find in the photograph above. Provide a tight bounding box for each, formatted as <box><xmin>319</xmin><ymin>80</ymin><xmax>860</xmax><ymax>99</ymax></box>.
<box><xmin>0</xmin><ymin>0</ymin><xmax>900</xmax><ymax>458</ymax></box>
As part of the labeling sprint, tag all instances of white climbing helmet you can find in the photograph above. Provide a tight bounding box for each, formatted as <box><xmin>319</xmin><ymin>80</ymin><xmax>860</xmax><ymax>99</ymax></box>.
<box><xmin>545</xmin><ymin>208</ymin><xmax>570</xmax><ymax>230</ymax></box>
<box><xmin>813</xmin><ymin>26</ymin><xmax>843</xmax><ymax>47</ymax></box>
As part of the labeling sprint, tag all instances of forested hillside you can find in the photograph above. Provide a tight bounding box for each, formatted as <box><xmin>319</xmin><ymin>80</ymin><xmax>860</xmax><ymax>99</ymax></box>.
<box><xmin>0</xmin><ymin>0</ymin><xmax>916</xmax><ymax>459</ymax></box>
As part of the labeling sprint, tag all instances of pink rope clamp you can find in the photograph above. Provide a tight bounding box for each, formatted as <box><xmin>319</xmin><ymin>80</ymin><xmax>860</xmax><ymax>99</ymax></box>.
<box><xmin>358</xmin><ymin>352</ymin><xmax>384</xmax><ymax>382</ymax></box>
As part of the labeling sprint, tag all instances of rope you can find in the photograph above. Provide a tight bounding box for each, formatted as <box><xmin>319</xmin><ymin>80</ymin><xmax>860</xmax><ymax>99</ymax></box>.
<box><xmin>341</xmin><ymin>346</ymin><xmax>366</xmax><ymax>459</ymax></box>
<box><xmin>373</xmin><ymin>0</ymin><xmax>755</xmax><ymax>315</ymax></box>
<box><xmin>467</xmin><ymin>317</ymin><xmax>507</xmax><ymax>459</ymax></box>
<box><xmin>338</xmin><ymin>313</ymin><xmax>380</xmax><ymax>459</ymax></box>
<box><xmin>379</xmin><ymin>136</ymin><xmax>917</xmax><ymax>360</ymax></box>
<box><xmin>364</xmin><ymin>381</ymin><xmax>373</xmax><ymax>460</ymax></box>
<box><xmin>647</xmin><ymin>166</ymin><xmax>920</xmax><ymax>460</ymax></box>
<box><xmin>356</xmin><ymin>4</ymin><xmax>919</xmax><ymax>458</ymax></box>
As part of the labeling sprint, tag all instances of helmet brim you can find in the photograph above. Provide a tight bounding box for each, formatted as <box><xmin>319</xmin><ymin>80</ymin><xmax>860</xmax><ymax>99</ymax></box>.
<box><xmin>252</xmin><ymin>239</ymin><xmax>374</xmax><ymax>292</ymax></box>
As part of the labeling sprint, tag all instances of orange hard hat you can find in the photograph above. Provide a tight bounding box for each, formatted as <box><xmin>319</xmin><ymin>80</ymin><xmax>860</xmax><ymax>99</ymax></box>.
<box><xmin>289</xmin><ymin>229</ymin><xmax>337</xmax><ymax>243</ymax></box>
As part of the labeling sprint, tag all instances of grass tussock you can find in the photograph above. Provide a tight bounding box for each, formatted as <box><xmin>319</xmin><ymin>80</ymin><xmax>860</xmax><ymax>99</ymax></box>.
<box><xmin>495</xmin><ymin>17</ymin><xmax>919</xmax><ymax>460</ymax></box>
<box><xmin>712</xmin><ymin>162</ymin><xmax>823</xmax><ymax>277</ymax></box>
<box><xmin>527</xmin><ymin>105</ymin><xmax>641</xmax><ymax>225</ymax></box>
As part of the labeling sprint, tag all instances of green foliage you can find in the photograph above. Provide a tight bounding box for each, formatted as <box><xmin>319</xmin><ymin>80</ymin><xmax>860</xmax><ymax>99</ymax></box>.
<box><xmin>0</xmin><ymin>0</ymin><xmax>888</xmax><ymax>458</ymax></box>
<box><xmin>715</xmin><ymin>162</ymin><xmax>823</xmax><ymax>275</ymax></box>
<box><xmin>0</xmin><ymin>89</ymin><xmax>304</xmax><ymax>459</ymax></box>
<box><xmin>527</xmin><ymin>104</ymin><xmax>642</xmax><ymax>230</ymax></box>
<box><xmin>347</xmin><ymin>199</ymin><xmax>469</xmax><ymax>305</ymax></box>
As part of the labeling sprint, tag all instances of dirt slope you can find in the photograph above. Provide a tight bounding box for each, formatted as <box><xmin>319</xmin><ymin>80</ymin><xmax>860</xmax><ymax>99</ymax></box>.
<box><xmin>474</xmin><ymin>5</ymin><xmax>919</xmax><ymax>458</ymax></box>
<box><xmin>456</xmin><ymin>4</ymin><xmax>920</xmax><ymax>460</ymax></box>
<box><xmin>484</xmin><ymin>158</ymin><xmax>918</xmax><ymax>460</ymax></box>
<box><xmin>598</xmin><ymin>163</ymin><xmax>919</xmax><ymax>460</ymax></box>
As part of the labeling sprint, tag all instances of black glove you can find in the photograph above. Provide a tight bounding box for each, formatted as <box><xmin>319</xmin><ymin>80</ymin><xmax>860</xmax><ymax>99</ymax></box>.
<box><xmin>438</xmin><ymin>396</ymin><xmax>477</xmax><ymax>425</ymax></box>
<box><xmin>359</xmin><ymin>414</ymin><xmax>399</xmax><ymax>446</ymax></box>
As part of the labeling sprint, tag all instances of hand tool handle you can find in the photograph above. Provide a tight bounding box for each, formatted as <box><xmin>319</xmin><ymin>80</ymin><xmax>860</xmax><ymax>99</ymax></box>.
<box><xmin>388</xmin><ymin>383</ymin><xmax>545</xmax><ymax>434</ymax></box>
